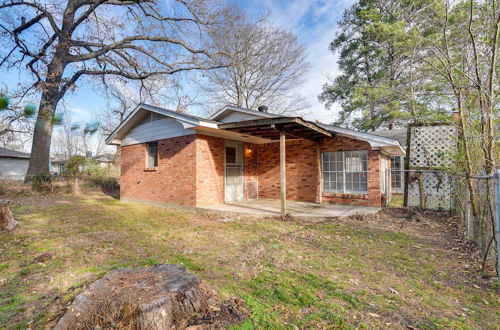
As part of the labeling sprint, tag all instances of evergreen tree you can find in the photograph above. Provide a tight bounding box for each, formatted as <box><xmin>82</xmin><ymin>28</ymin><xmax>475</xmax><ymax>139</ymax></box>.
<box><xmin>320</xmin><ymin>0</ymin><xmax>449</xmax><ymax>131</ymax></box>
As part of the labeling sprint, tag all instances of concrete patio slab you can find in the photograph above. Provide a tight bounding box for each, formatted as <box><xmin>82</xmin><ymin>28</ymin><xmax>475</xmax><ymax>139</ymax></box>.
<box><xmin>202</xmin><ymin>198</ymin><xmax>380</xmax><ymax>218</ymax></box>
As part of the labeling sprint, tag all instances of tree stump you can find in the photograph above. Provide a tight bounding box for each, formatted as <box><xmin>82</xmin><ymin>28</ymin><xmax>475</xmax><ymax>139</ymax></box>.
<box><xmin>53</xmin><ymin>264</ymin><xmax>210</xmax><ymax>330</ymax></box>
<box><xmin>0</xmin><ymin>200</ymin><xmax>18</xmax><ymax>231</ymax></box>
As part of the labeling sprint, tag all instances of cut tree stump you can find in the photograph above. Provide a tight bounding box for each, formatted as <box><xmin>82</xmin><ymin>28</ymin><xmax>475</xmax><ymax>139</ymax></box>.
<box><xmin>0</xmin><ymin>200</ymin><xmax>18</xmax><ymax>231</ymax></box>
<box><xmin>53</xmin><ymin>264</ymin><xmax>210</xmax><ymax>330</ymax></box>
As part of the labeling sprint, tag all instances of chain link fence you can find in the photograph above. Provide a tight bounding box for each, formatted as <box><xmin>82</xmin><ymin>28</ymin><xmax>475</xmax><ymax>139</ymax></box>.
<box><xmin>388</xmin><ymin>167</ymin><xmax>499</xmax><ymax>272</ymax></box>
<box><xmin>454</xmin><ymin>173</ymin><xmax>498</xmax><ymax>269</ymax></box>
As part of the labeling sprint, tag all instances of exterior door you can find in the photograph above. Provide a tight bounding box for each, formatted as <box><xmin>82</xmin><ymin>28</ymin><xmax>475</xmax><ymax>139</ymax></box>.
<box><xmin>225</xmin><ymin>141</ymin><xmax>244</xmax><ymax>202</ymax></box>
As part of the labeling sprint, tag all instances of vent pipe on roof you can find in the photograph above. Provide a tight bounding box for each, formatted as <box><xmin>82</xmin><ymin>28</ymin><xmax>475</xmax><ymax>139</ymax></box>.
<box><xmin>258</xmin><ymin>105</ymin><xmax>268</xmax><ymax>113</ymax></box>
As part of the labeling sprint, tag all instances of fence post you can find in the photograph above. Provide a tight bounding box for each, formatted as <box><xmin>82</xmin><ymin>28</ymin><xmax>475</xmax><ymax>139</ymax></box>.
<box><xmin>465</xmin><ymin>186</ymin><xmax>472</xmax><ymax>239</ymax></box>
<box><xmin>493</xmin><ymin>169</ymin><xmax>500</xmax><ymax>288</ymax></box>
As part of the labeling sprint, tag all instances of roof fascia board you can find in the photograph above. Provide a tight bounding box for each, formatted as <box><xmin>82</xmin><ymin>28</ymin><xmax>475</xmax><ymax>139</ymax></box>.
<box><xmin>321</xmin><ymin>125</ymin><xmax>402</xmax><ymax>147</ymax></box>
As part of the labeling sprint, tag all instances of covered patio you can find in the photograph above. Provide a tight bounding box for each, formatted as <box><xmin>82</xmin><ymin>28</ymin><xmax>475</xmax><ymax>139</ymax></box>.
<box><xmin>202</xmin><ymin>198</ymin><xmax>380</xmax><ymax>218</ymax></box>
<box><xmin>215</xmin><ymin>116</ymin><xmax>333</xmax><ymax>214</ymax></box>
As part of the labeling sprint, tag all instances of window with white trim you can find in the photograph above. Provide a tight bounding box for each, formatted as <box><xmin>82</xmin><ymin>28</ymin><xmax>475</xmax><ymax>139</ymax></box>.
<box><xmin>323</xmin><ymin>151</ymin><xmax>368</xmax><ymax>194</ymax></box>
<box><xmin>391</xmin><ymin>156</ymin><xmax>403</xmax><ymax>190</ymax></box>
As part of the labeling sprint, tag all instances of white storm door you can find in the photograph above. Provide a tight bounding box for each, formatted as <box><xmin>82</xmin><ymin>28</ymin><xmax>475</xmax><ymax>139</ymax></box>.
<box><xmin>225</xmin><ymin>141</ymin><xmax>244</xmax><ymax>202</ymax></box>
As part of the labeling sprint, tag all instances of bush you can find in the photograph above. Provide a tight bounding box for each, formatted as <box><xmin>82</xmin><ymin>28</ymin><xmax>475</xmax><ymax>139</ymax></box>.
<box><xmin>31</xmin><ymin>173</ymin><xmax>52</xmax><ymax>192</ymax></box>
<box><xmin>87</xmin><ymin>176</ymin><xmax>120</xmax><ymax>193</ymax></box>
<box><xmin>84</xmin><ymin>163</ymin><xmax>109</xmax><ymax>177</ymax></box>
<box><xmin>65</xmin><ymin>156</ymin><xmax>92</xmax><ymax>175</ymax></box>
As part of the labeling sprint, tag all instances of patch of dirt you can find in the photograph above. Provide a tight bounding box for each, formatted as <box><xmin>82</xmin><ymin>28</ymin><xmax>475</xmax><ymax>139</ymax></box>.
<box><xmin>187</xmin><ymin>295</ymin><xmax>249</xmax><ymax>329</ymax></box>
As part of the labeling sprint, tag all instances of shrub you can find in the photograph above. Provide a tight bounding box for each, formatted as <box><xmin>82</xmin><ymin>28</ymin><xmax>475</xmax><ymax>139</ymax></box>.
<box><xmin>64</xmin><ymin>156</ymin><xmax>92</xmax><ymax>175</ymax></box>
<box><xmin>31</xmin><ymin>173</ymin><xmax>52</xmax><ymax>192</ymax></box>
<box><xmin>88</xmin><ymin>176</ymin><xmax>119</xmax><ymax>193</ymax></box>
<box><xmin>84</xmin><ymin>163</ymin><xmax>109</xmax><ymax>177</ymax></box>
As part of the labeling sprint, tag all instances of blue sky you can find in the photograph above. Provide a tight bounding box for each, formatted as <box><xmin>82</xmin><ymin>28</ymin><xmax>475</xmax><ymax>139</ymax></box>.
<box><xmin>233</xmin><ymin>0</ymin><xmax>354</xmax><ymax>122</ymax></box>
<box><xmin>2</xmin><ymin>0</ymin><xmax>354</xmax><ymax>124</ymax></box>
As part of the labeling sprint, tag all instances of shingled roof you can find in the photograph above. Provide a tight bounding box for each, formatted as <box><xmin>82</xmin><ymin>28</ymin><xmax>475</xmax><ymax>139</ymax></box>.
<box><xmin>371</xmin><ymin>128</ymin><xmax>407</xmax><ymax>148</ymax></box>
<box><xmin>0</xmin><ymin>147</ymin><xmax>30</xmax><ymax>159</ymax></box>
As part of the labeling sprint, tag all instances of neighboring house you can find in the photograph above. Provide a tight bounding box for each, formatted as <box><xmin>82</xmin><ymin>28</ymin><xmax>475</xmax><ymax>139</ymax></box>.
<box><xmin>51</xmin><ymin>154</ymin><xmax>115</xmax><ymax>174</ymax></box>
<box><xmin>371</xmin><ymin>128</ymin><xmax>407</xmax><ymax>194</ymax></box>
<box><xmin>0</xmin><ymin>147</ymin><xmax>31</xmax><ymax>180</ymax></box>
<box><xmin>50</xmin><ymin>158</ymin><xmax>67</xmax><ymax>174</ymax></box>
<box><xmin>106</xmin><ymin>104</ymin><xmax>405</xmax><ymax>210</ymax></box>
<box><xmin>91</xmin><ymin>154</ymin><xmax>115</xmax><ymax>168</ymax></box>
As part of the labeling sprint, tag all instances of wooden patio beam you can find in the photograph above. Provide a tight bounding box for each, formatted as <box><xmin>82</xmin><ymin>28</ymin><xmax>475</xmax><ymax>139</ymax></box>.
<box><xmin>218</xmin><ymin>117</ymin><xmax>333</xmax><ymax>139</ymax></box>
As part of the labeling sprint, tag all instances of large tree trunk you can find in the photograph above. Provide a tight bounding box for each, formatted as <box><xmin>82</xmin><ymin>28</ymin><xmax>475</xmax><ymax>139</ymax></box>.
<box><xmin>26</xmin><ymin>93</ymin><xmax>57</xmax><ymax>179</ymax></box>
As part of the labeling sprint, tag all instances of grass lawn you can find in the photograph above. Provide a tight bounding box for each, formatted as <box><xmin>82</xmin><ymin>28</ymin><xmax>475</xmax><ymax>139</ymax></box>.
<box><xmin>0</xmin><ymin>192</ymin><xmax>499</xmax><ymax>329</ymax></box>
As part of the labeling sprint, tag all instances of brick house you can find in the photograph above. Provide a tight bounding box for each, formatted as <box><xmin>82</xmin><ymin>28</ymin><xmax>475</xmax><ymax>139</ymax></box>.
<box><xmin>106</xmin><ymin>104</ymin><xmax>404</xmax><ymax>212</ymax></box>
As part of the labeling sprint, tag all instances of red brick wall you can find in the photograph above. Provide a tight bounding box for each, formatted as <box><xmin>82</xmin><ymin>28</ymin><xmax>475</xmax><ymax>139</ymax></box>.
<box><xmin>257</xmin><ymin>139</ymin><xmax>319</xmax><ymax>201</ymax></box>
<box><xmin>254</xmin><ymin>136</ymin><xmax>383</xmax><ymax>207</ymax></box>
<box><xmin>120</xmin><ymin>135</ymin><xmax>197</xmax><ymax>206</ymax></box>
<box><xmin>195</xmin><ymin>135</ymin><xmax>225</xmax><ymax>207</ymax></box>
<box><xmin>120</xmin><ymin>133</ymin><xmax>384</xmax><ymax>208</ymax></box>
<box><xmin>320</xmin><ymin>136</ymin><xmax>382</xmax><ymax>207</ymax></box>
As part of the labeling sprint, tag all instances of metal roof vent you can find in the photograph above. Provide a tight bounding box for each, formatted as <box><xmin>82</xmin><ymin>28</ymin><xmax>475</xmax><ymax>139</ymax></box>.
<box><xmin>258</xmin><ymin>105</ymin><xmax>268</xmax><ymax>113</ymax></box>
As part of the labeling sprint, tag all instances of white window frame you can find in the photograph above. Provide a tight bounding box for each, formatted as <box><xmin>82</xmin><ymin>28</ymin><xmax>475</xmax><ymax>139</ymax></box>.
<box><xmin>322</xmin><ymin>151</ymin><xmax>368</xmax><ymax>194</ymax></box>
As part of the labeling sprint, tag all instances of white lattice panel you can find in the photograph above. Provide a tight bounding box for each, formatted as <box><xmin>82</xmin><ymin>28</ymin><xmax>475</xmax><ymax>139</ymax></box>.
<box><xmin>409</xmin><ymin>125</ymin><xmax>456</xmax><ymax>168</ymax></box>
<box><xmin>407</xmin><ymin>171</ymin><xmax>452</xmax><ymax>210</ymax></box>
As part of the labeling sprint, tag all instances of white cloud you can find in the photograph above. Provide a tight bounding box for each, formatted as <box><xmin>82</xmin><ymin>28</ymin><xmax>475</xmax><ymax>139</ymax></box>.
<box><xmin>67</xmin><ymin>105</ymin><xmax>91</xmax><ymax>118</ymax></box>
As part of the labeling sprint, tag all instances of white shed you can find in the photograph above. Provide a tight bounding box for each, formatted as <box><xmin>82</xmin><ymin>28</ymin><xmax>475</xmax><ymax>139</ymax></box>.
<box><xmin>0</xmin><ymin>147</ymin><xmax>30</xmax><ymax>180</ymax></box>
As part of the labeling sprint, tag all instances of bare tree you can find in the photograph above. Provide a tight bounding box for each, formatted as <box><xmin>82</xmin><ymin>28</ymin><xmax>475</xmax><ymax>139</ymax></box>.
<box><xmin>52</xmin><ymin>118</ymin><xmax>111</xmax><ymax>164</ymax></box>
<box><xmin>98</xmin><ymin>76</ymin><xmax>198</xmax><ymax>138</ymax></box>
<box><xmin>0</xmin><ymin>0</ymin><xmax>229</xmax><ymax>177</ymax></box>
<box><xmin>51</xmin><ymin>122</ymin><xmax>82</xmax><ymax>159</ymax></box>
<box><xmin>0</xmin><ymin>84</ymin><xmax>35</xmax><ymax>150</ymax></box>
<box><xmin>201</xmin><ymin>13</ymin><xmax>310</xmax><ymax>115</ymax></box>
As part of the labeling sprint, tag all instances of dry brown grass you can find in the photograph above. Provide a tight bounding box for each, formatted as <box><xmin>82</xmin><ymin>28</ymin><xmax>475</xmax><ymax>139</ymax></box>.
<box><xmin>0</xmin><ymin>192</ymin><xmax>499</xmax><ymax>329</ymax></box>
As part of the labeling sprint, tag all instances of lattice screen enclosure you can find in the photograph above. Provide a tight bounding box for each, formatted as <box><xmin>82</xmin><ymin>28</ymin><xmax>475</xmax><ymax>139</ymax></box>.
<box><xmin>404</xmin><ymin>124</ymin><xmax>457</xmax><ymax>210</ymax></box>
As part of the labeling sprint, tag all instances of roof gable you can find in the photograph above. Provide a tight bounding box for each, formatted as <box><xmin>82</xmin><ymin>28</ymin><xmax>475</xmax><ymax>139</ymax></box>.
<box><xmin>210</xmin><ymin>105</ymin><xmax>280</xmax><ymax>122</ymax></box>
<box><xmin>105</xmin><ymin>104</ymin><xmax>217</xmax><ymax>145</ymax></box>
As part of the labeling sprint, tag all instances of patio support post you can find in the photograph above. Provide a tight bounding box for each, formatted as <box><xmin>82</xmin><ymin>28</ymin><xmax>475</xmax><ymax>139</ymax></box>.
<box><xmin>316</xmin><ymin>142</ymin><xmax>323</xmax><ymax>204</ymax></box>
<box><xmin>280</xmin><ymin>130</ymin><xmax>286</xmax><ymax>214</ymax></box>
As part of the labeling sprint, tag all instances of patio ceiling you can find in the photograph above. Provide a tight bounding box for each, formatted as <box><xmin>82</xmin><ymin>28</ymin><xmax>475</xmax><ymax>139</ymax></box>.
<box><xmin>218</xmin><ymin>117</ymin><xmax>333</xmax><ymax>142</ymax></box>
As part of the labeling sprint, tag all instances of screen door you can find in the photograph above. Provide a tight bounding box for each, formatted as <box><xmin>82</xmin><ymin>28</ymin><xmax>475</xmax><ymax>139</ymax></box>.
<box><xmin>225</xmin><ymin>141</ymin><xmax>243</xmax><ymax>202</ymax></box>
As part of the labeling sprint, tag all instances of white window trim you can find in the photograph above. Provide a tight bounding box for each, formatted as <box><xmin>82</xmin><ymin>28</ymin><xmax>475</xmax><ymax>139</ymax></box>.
<box><xmin>322</xmin><ymin>151</ymin><xmax>369</xmax><ymax>195</ymax></box>
<box><xmin>390</xmin><ymin>155</ymin><xmax>405</xmax><ymax>191</ymax></box>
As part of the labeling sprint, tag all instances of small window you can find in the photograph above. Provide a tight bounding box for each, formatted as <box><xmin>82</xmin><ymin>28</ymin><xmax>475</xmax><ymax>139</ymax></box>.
<box><xmin>146</xmin><ymin>142</ymin><xmax>158</xmax><ymax>168</ymax></box>
<box><xmin>225</xmin><ymin>147</ymin><xmax>237</xmax><ymax>164</ymax></box>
